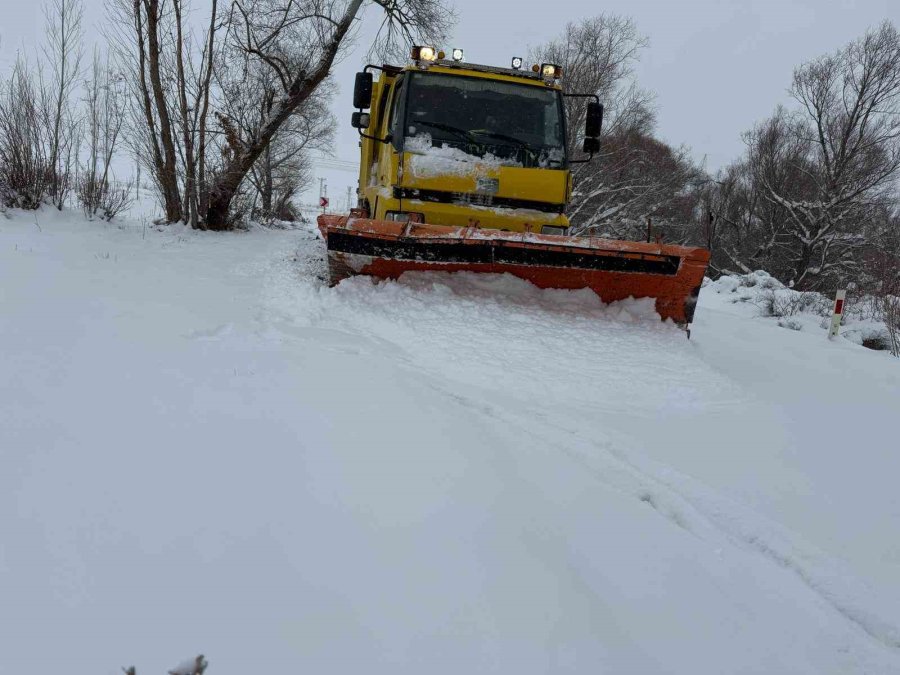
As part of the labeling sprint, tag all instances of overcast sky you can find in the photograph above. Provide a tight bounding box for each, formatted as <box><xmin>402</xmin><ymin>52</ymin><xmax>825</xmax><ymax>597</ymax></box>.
<box><xmin>1</xmin><ymin>0</ymin><xmax>897</xmax><ymax>205</ymax></box>
<box><xmin>355</xmin><ymin>0</ymin><xmax>897</xmax><ymax>169</ymax></box>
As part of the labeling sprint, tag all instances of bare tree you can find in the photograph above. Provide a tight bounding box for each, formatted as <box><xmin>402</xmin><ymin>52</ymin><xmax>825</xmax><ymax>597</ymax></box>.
<box><xmin>171</xmin><ymin>0</ymin><xmax>220</xmax><ymax>228</ymax></box>
<box><xmin>568</xmin><ymin>131</ymin><xmax>700</xmax><ymax>239</ymax></box>
<box><xmin>747</xmin><ymin>21</ymin><xmax>900</xmax><ymax>290</ymax></box>
<box><xmin>79</xmin><ymin>50</ymin><xmax>132</xmax><ymax>220</ymax></box>
<box><xmin>221</xmin><ymin>59</ymin><xmax>334</xmax><ymax>222</ymax></box>
<box><xmin>532</xmin><ymin>15</ymin><xmax>652</xmax><ymax>158</ymax></box>
<box><xmin>107</xmin><ymin>0</ymin><xmax>226</xmax><ymax>225</ymax></box>
<box><xmin>40</xmin><ymin>0</ymin><xmax>84</xmax><ymax>209</ymax></box>
<box><xmin>145</xmin><ymin>0</ymin><xmax>183</xmax><ymax>222</ymax></box>
<box><xmin>861</xmin><ymin>207</ymin><xmax>900</xmax><ymax>355</ymax></box>
<box><xmin>195</xmin><ymin>0</ymin><xmax>221</xmax><ymax>220</ymax></box>
<box><xmin>108</xmin><ymin>0</ymin><xmax>450</xmax><ymax>229</ymax></box>
<box><xmin>248</xmin><ymin>104</ymin><xmax>331</xmax><ymax>222</ymax></box>
<box><xmin>0</xmin><ymin>59</ymin><xmax>50</xmax><ymax>209</ymax></box>
<box><xmin>106</xmin><ymin>0</ymin><xmax>184</xmax><ymax>221</ymax></box>
<box><xmin>531</xmin><ymin>15</ymin><xmax>699</xmax><ymax>238</ymax></box>
<box><xmin>173</xmin><ymin>0</ymin><xmax>197</xmax><ymax>227</ymax></box>
<box><xmin>204</xmin><ymin>0</ymin><xmax>453</xmax><ymax>229</ymax></box>
<box><xmin>696</xmin><ymin>161</ymin><xmax>762</xmax><ymax>275</ymax></box>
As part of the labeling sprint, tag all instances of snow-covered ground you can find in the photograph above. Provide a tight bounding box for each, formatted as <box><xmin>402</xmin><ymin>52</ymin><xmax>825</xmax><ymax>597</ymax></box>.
<box><xmin>2</xmin><ymin>207</ymin><xmax>899</xmax><ymax>675</ymax></box>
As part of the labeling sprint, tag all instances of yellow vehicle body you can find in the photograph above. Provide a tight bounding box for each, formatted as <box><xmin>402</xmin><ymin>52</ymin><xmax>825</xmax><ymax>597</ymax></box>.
<box><xmin>318</xmin><ymin>56</ymin><xmax>710</xmax><ymax>328</ymax></box>
<box><xmin>357</xmin><ymin>63</ymin><xmax>571</xmax><ymax>233</ymax></box>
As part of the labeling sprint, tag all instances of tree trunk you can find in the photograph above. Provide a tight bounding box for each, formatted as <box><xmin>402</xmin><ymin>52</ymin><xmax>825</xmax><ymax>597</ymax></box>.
<box><xmin>143</xmin><ymin>0</ymin><xmax>182</xmax><ymax>223</ymax></box>
<box><xmin>261</xmin><ymin>146</ymin><xmax>273</xmax><ymax>216</ymax></box>
<box><xmin>196</xmin><ymin>0</ymin><xmax>218</xmax><ymax>221</ymax></box>
<box><xmin>173</xmin><ymin>0</ymin><xmax>198</xmax><ymax>228</ymax></box>
<box><xmin>132</xmin><ymin>0</ymin><xmax>165</xmax><ymax>207</ymax></box>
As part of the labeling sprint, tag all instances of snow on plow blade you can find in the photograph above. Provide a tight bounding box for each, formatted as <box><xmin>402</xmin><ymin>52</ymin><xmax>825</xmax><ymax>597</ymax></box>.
<box><xmin>318</xmin><ymin>215</ymin><xmax>710</xmax><ymax>326</ymax></box>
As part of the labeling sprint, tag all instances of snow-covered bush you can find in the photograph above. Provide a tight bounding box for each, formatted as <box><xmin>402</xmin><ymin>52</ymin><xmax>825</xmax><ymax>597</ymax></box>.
<box><xmin>707</xmin><ymin>272</ymin><xmax>898</xmax><ymax>355</ymax></box>
<box><xmin>719</xmin><ymin>272</ymin><xmax>830</xmax><ymax>321</ymax></box>
<box><xmin>849</xmin><ymin>292</ymin><xmax>884</xmax><ymax>322</ymax></box>
<box><xmin>736</xmin><ymin>272</ymin><xmax>825</xmax><ymax>319</ymax></box>
<box><xmin>859</xmin><ymin>327</ymin><xmax>893</xmax><ymax>352</ymax></box>
<box><xmin>739</xmin><ymin>270</ymin><xmax>782</xmax><ymax>290</ymax></box>
<box><xmin>77</xmin><ymin>176</ymin><xmax>134</xmax><ymax>222</ymax></box>
<box><xmin>756</xmin><ymin>289</ymin><xmax>831</xmax><ymax>319</ymax></box>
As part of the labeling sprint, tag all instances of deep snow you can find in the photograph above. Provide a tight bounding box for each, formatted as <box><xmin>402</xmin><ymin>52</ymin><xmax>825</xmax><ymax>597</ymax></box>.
<box><xmin>1</xmin><ymin>208</ymin><xmax>899</xmax><ymax>675</ymax></box>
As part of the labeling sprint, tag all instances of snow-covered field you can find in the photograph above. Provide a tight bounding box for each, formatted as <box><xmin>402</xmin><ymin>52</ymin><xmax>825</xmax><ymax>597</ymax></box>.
<box><xmin>2</xmin><ymin>207</ymin><xmax>899</xmax><ymax>675</ymax></box>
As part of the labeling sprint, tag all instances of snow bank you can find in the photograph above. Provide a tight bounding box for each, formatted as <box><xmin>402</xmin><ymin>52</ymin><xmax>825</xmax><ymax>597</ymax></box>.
<box><xmin>704</xmin><ymin>271</ymin><xmax>899</xmax><ymax>354</ymax></box>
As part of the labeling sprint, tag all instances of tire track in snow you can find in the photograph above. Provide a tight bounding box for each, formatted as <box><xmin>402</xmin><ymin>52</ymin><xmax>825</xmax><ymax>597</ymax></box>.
<box><xmin>265</xmin><ymin>237</ymin><xmax>900</xmax><ymax>658</ymax></box>
<box><xmin>434</xmin><ymin>382</ymin><xmax>900</xmax><ymax>655</ymax></box>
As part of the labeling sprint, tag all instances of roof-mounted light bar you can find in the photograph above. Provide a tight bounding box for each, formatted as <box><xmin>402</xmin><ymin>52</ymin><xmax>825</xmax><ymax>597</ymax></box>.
<box><xmin>411</xmin><ymin>45</ymin><xmax>437</xmax><ymax>62</ymax></box>
<box><xmin>412</xmin><ymin>46</ymin><xmax>465</xmax><ymax>63</ymax></box>
<box><xmin>408</xmin><ymin>49</ymin><xmax>561</xmax><ymax>83</ymax></box>
<box><xmin>541</xmin><ymin>63</ymin><xmax>563</xmax><ymax>81</ymax></box>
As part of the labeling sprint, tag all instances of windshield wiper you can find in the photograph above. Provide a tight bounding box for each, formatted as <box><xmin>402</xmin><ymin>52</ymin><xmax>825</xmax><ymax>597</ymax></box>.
<box><xmin>409</xmin><ymin>120</ymin><xmax>471</xmax><ymax>143</ymax></box>
<box><xmin>409</xmin><ymin>122</ymin><xmax>539</xmax><ymax>163</ymax></box>
<box><xmin>468</xmin><ymin>129</ymin><xmax>530</xmax><ymax>149</ymax></box>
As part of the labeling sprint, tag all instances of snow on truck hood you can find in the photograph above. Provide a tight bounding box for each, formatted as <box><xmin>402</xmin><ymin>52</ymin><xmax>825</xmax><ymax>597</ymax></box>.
<box><xmin>404</xmin><ymin>133</ymin><xmax>522</xmax><ymax>178</ymax></box>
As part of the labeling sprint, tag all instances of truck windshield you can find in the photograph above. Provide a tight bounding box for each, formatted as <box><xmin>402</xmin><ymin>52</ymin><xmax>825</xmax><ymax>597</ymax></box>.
<box><xmin>400</xmin><ymin>71</ymin><xmax>567</xmax><ymax>169</ymax></box>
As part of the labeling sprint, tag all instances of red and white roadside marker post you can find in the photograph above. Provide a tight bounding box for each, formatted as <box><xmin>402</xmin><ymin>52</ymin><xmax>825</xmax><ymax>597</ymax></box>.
<box><xmin>828</xmin><ymin>289</ymin><xmax>846</xmax><ymax>340</ymax></box>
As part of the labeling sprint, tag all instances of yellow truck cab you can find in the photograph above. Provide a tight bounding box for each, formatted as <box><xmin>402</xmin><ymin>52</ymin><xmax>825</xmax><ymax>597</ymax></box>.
<box><xmin>321</xmin><ymin>48</ymin><xmax>708</xmax><ymax>328</ymax></box>
<box><xmin>350</xmin><ymin>49</ymin><xmax>602</xmax><ymax>235</ymax></box>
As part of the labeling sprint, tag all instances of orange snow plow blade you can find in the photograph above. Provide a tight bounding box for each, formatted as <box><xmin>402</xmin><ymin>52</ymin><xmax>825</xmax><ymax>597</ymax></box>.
<box><xmin>318</xmin><ymin>215</ymin><xmax>710</xmax><ymax>326</ymax></box>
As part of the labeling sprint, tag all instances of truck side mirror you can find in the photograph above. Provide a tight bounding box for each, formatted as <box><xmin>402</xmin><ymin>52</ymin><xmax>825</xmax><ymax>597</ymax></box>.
<box><xmin>353</xmin><ymin>72</ymin><xmax>373</xmax><ymax>109</ymax></box>
<box><xmin>585</xmin><ymin>101</ymin><xmax>603</xmax><ymax>139</ymax></box>
<box><xmin>582</xmin><ymin>137</ymin><xmax>600</xmax><ymax>154</ymax></box>
<box><xmin>351</xmin><ymin>112</ymin><xmax>371</xmax><ymax>129</ymax></box>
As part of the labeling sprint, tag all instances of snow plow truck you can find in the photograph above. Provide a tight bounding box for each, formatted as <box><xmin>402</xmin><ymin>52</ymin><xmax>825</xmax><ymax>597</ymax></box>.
<box><xmin>317</xmin><ymin>47</ymin><xmax>709</xmax><ymax>328</ymax></box>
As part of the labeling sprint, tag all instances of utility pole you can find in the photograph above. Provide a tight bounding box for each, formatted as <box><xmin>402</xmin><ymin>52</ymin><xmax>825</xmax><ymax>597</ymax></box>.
<box><xmin>346</xmin><ymin>185</ymin><xmax>353</xmax><ymax>211</ymax></box>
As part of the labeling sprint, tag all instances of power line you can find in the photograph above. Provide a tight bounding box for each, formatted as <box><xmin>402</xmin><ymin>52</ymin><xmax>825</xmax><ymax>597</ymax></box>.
<box><xmin>309</xmin><ymin>155</ymin><xmax>358</xmax><ymax>172</ymax></box>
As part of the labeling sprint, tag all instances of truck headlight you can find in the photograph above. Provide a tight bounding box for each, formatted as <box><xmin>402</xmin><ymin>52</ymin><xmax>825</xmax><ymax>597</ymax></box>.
<box><xmin>540</xmin><ymin>225</ymin><xmax>568</xmax><ymax>236</ymax></box>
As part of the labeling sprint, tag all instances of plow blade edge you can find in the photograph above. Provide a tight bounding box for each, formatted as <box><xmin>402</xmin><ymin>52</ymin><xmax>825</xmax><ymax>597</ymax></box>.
<box><xmin>318</xmin><ymin>215</ymin><xmax>710</xmax><ymax>326</ymax></box>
